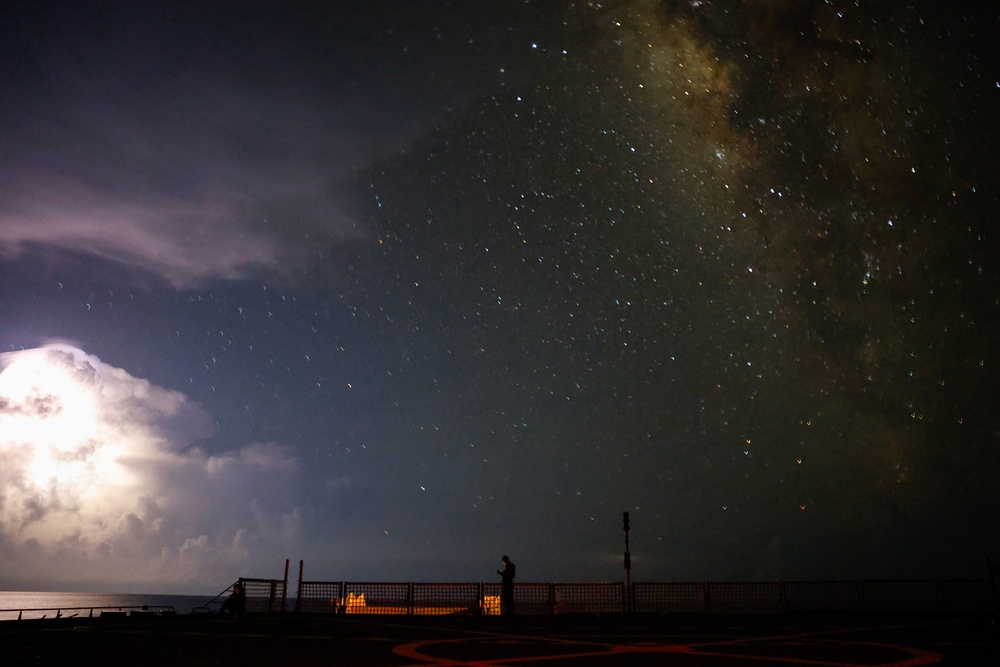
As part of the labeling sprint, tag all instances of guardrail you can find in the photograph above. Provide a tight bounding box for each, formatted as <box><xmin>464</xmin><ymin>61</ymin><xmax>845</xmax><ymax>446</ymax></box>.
<box><xmin>294</xmin><ymin>578</ymin><xmax>997</xmax><ymax>616</ymax></box>
<box><xmin>194</xmin><ymin>562</ymin><xmax>290</xmax><ymax>615</ymax></box>
<box><xmin>0</xmin><ymin>605</ymin><xmax>175</xmax><ymax>621</ymax></box>
<box><xmin>241</xmin><ymin>576</ymin><xmax>288</xmax><ymax>613</ymax></box>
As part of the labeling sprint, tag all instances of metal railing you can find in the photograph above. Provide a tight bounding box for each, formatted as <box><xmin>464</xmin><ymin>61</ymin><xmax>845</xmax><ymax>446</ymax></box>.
<box><xmin>4</xmin><ymin>577</ymin><xmax>990</xmax><ymax>621</ymax></box>
<box><xmin>294</xmin><ymin>578</ymin><xmax>997</xmax><ymax>616</ymax></box>
<box><xmin>242</xmin><ymin>576</ymin><xmax>289</xmax><ymax>613</ymax></box>
<box><xmin>0</xmin><ymin>605</ymin><xmax>175</xmax><ymax>621</ymax></box>
<box><xmin>194</xmin><ymin>560</ymin><xmax>291</xmax><ymax>614</ymax></box>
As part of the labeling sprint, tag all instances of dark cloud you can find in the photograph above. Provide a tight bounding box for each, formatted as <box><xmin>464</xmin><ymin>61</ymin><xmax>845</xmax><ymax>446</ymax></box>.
<box><xmin>0</xmin><ymin>1</ymin><xmax>527</xmax><ymax>288</ymax></box>
<box><xmin>1</xmin><ymin>70</ymin><xmax>361</xmax><ymax>287</ymax></box>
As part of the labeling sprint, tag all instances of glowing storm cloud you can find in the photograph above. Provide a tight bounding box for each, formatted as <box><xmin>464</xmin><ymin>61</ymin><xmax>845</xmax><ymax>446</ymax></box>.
<box><xmin>0</xmin><ymin>344</ymin><xmax>301</xmax><ymax>592</ymax></box>
<box><xmin>0</xmin><ymin>345</ymin><xmax>156</xmax><ymax>543</ymax></box>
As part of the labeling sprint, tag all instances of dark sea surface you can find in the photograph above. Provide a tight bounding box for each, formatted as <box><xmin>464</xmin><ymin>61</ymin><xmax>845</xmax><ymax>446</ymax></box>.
<box><xmin>0</xmin><ymin>591</ymin><xmax>221</xmax><ymax>620</ymax></box>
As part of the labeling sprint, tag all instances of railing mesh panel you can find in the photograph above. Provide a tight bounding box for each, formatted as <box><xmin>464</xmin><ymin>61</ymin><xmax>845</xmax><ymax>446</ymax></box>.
<box><xmin>296</xmin><ymin>581</ymin><xmax>343</xmax><ymax>613</ymax></box>
<box><xmin>241</xmin><ymin>578</ymin><xmax>287</xmax><ymax>613</ymax></box>
<box><xmin>553</xmin><ymin>582</ymin><xmax>624</xmax><ymax>614</ymax></box>
<box><xmin>482</xmin><ymin>582</ymin><xmax>553</xmax><ymax>615</ymax></box>
<box><xmin>862</xmin><ymin>580</ymin><xmax>942</xmax><ymax>613</ymax></box>
<box><xmin>339</xmin><ymin>582</ymin><xmax>410</xmax><ymax>615</ymax></box>
<box><xmin>707</xmin><ymin>582</ymin><xmax>784</xmax><ymax>614</ymax></box>
<box><xmin>784</xmin><ymin>581</ymin><xmax>860</xmax><ymax>612</ymax></box>
<box><xmin>939</xmin><ymin>580</ymin><xmax>996</xmax><ymax>614</ymax></box>
<box><xmin>411</xmin><ymin>583</ymin><xmax>481</xmax><ymax>615</ymax></box>
<box><xmin>290</xmin><ymin>579</ymin><xmax>995</xmax><ymax>616</ymax></box>
<box><xmin>633</xmin><ymin>582</ymin><xmax>706</xmax><ymax>614</ymax></box>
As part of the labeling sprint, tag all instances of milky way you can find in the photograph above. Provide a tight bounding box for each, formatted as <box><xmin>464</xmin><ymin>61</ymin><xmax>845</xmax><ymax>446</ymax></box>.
<box><xmin>350</xmin><ymin>1</ymin><xmax>1000</xmax><ymax>578</ymax></box>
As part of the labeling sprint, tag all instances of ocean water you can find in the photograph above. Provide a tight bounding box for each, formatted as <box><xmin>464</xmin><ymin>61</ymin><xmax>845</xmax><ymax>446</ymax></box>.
<box><xmin>0</xmin><ymin>591</ymin><xmax>220</xmax><ymax>621</ymax></box>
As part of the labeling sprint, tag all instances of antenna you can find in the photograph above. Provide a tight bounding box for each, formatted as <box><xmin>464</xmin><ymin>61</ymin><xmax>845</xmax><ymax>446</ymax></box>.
<box><xmin>623</xmin><ymin>511</ymin><xmax>632</xmax><ymax>612</ymax></box>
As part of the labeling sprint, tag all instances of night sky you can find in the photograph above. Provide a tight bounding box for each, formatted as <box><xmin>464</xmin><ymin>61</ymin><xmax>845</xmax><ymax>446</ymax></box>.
<box><xmin>1</xmin><ymin>1</ymin><xmax>998</xmax><ymax>594</ymax></box>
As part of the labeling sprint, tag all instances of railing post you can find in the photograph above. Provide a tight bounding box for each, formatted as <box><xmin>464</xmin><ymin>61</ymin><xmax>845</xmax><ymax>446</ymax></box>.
<box><xmin>295</xmin><ymin>560</ymin><xmax>304</xmax><ymax>612</ymax></box>
<box><xmin>548</xmin><ymin>583</ymin><xmax>556</xmax><ymax>616</ymax></box>
<box><xmin>407</xmin><ymin>582</ymin><xmax>415</xmax><ymax>615</ymax></box>
<box><xmin>703</xmin><ymin>581</ymin><xmax>711</xmax><ymax>614</ymax></box>
<box><xmin>283</xmin><ymin>559</ymin><xmax>290</xmax><ymax>613</ymax></box>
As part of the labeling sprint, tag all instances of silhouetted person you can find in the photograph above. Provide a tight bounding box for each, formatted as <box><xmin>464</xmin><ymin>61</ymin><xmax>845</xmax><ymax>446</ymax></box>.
<box><xmin>220</xmin><ymin>582</ymin><xmax>246</xmax><ymax>617</ymax></box>
<box><xmin>497</xmin><ymin>555</ymin><xmax>516</xmax><ymax>616</ymax></box>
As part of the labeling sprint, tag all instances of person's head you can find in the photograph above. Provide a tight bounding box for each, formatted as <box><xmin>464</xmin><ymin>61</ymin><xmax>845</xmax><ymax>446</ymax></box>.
<box><xmin>501</xmin><ymin>555</ymin><xmax>509</xmax><ymax>563</ymax></box>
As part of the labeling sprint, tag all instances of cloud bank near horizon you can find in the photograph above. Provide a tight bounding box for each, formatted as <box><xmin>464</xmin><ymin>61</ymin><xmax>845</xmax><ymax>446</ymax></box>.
<box><xmin>0</xmin><ymin>345</ymin><xmax>301</xmax><ymax>592</ymax></box>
